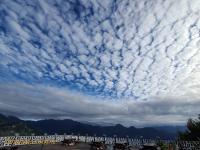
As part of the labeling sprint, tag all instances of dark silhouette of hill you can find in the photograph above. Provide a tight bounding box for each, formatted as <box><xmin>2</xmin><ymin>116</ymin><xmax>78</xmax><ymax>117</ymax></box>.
<box><xmin>0</xmin><ymin>114</ymin><xmax>179</xmax><ymax>139</ymax></box>
<box><xmin>25</xmin><ymin>119</ymin><xmax>176</xmax><ymax>139</ymax></box>
<box><xmin>153</xmin><ymin>126</ymin><xmax>186</xmax><ymax>135</ymax></box>
<box><xmin>0</xmin><ymin>114</ymin><xmax>41</xmax><ymax>136</ymax></box>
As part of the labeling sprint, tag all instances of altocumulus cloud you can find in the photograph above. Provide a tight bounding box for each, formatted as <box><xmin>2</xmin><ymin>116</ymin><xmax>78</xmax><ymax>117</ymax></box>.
<box><xmin>0</xmin><ymin>0</ymin><xmax>200</xmax><ymax>126</ymax></box>
<box><xmin>0</xmin><ymin>82</ymin><xmax>200</xmax><ymax>126</ymax></box>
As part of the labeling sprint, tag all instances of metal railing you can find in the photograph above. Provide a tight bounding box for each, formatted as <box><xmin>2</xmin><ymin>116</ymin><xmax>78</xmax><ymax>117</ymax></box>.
<box><xmin>0</xmin><ymin>135</ymin><xmax>199</xmax><ymax>149</ymax></box>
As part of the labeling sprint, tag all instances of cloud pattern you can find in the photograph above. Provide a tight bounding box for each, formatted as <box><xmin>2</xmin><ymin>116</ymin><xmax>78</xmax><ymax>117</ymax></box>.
<box><xmin>1</xmin><ymin>82</ymin><xmax>199</xmax><ymax>126</ymax></box>
<box><xmin>0</xmin><ymin>0</ymin><xmax>200</xmax><ymax>125</ymax></box>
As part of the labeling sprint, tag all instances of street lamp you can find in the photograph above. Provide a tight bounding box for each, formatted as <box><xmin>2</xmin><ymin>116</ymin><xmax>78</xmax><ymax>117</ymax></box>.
<box><xmin>140</xmin><ymin>136</ymin><xmax>143</xmax><ymax>145</ymax></box>
<box><xmin>126</xmin><ymin>135</ymin><xmax>129</xmax><ymax>145</ymax></box>
<box><xmin>85</xmin><ymin>133</ymin><xmax>88</xmax><ymax>143</ymax></box>
<box><xmin>114</xmin><ymin>135</ymin><xmax>117</xmax><ymax>144</ymax></box>
<box><xmin>78</xmin><ymin>133</ymin><xmax>80</xmax><ymax>141</ymax></box>
<box><xmin>93</xmin><ymin>134</ymin><xmax>96</xmax><ymax>141</ymax></box>
<box><xmin>103</xmin><ymin>134</ymin><xmax>106</xmax><ymax>142</ymax></box>
<box><xmin>71</xmin><ymin>133</ymin><xmax>74</xmax><ymax>139</ymax></box>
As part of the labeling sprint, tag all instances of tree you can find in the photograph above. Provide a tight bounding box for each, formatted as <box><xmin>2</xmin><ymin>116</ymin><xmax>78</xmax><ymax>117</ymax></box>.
<box><xmin>179</xmin><ymin>114</ymin><xmax>200</xmax><ymax>141</ymax></box>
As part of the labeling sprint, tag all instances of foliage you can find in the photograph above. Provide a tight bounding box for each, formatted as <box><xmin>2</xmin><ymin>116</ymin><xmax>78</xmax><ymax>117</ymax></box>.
<box><xmin>0</xmin><ymin>114</ymin><xmax>42</xmax><ymax>136</ymax></box>
<box><xmin>157</xmin><ymin>140</ymin><xmax>168</xmax><ymax>150</ymax></box>
<box><xmin>179</xmin><ymin>114</ymin><xmax>200</xmax><ymax>141</ymax></box>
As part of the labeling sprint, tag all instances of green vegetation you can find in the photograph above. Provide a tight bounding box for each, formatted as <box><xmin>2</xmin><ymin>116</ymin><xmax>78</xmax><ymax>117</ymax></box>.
<box><xmin>0</xmin><ymin>114</ymin><xmax>41</xmax><ymax>136</ymax></box>
<box><xmin>156</xmin><ymin>141</ymin><xmax>168</xmax><ymax>150</ymax></box>
<box><xmin>179</xmin><ymin>114</ymin><xmax>200</xmax><ymax>141</ymax></box>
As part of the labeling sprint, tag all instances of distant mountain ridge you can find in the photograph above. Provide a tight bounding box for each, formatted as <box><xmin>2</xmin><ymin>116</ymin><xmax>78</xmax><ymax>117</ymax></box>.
<box><xmin>0</xmin><ymin>114</ymin><xmax>184</xmax><ymax>139</ymax></box>
<box><xmin>26</xmin><ymin>119</ymin><xmax>177</xmax><ymax>139</ymax></box>
<box><xmin>153</xmin><ymin>126</ymin><xmax>186</xmax><ymax>135</ymax></box>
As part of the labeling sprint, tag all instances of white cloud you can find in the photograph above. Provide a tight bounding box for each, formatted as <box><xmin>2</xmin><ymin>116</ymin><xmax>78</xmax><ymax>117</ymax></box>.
<box><xmin>0</xmin><ymin>0</ymin><xmax>200</xmax><ymax>125</ymax></box>
<box><xmin>0</xmin><ymin>82</ymin><xmax>200</xmax><ymax>126</ymax></box>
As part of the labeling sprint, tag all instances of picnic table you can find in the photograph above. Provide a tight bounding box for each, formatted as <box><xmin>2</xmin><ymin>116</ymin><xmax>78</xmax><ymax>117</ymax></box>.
<box><xmin>113</xmin><ymin>142</ymin><xmax>131</xmax><ymax>150</ymax></box>
<box><xmin>61</xmin><ymin>138</ymin><xmax>77</xmax><ymax>146</ymax></box>
<box><xmin>90</xmin><ymin>141</ymin><xmax>106</xmax><ymax>150</ymax></box>
<box><xmin>139</xmin><ymin>143</ymin><xmax>160</xmax><ymax>150</ymax></box>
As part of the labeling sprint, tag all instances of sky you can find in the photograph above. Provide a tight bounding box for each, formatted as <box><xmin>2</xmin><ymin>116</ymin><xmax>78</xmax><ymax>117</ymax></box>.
<box><xmin>0</xmin><ymin>0</ymin><xmax>200</xmax><ymax>127</ymax></box>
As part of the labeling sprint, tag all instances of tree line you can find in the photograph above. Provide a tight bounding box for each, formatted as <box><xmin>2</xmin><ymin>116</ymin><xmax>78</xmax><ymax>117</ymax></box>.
<box><xmin>179</xmin><ymin>114</ymin><xmax>200</xmax><ymax>141</ymax></box>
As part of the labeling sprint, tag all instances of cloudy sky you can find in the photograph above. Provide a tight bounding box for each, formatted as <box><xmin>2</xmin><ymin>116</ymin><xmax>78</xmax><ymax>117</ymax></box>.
<box><xmin>0</xmin><ymin>0</ymin><xmax>200</xmax><ymax>127</ymax></box>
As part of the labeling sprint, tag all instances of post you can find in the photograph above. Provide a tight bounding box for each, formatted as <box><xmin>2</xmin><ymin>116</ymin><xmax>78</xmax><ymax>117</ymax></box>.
<box><xmin>176</xmin><ymin>140</ymin><xmax>179</xmax><ymax>150</ymax></box>
<box><xmin>85</xmin><ymin>134</ymin><xmax>88</xmax><ymax>143</ymax></box>
<box><xmin>41</xmin><ymin>133</ymin><xmax>47</xmax><ymax>150</ymax></box>
<box><xmin>126</xmin><ymin>135</ymin><xmax>129</xmax><ymax>145</ymax></box>
<box><xmin>12</xmin><ymin>133</ymin><xmax>19</xmax><ymax>147</ymax></box>
<box><xmin>140</xmin><ymin>136</ymin><xmax>143</xmax><ymax>146</ymax></box>
<box><xmin>30</xmin><ymin>133</ymin><xmax>35</xmax><ymax>144</ymax></box>
<box><xmin>71</xmin><ymin>133</ymin><xmax>74</xmax><ymax>139</ymax></box>
<box><xmin>114</xmin><ymin>135</ymin><xmax>117</xmax><ymax>144</ymax></box>
<box><xmin>78</xmin><ymin>134</ymin><xmax>80</xmax><ymax>141</ymax></box>
<box><xmin>103</xmin><ymin>134</ymin><xmax>106</xmax><ymax>143</ymax></box>
<box><xmin>54</xmin><ymin>133</ymin><xmax>57</xmax><ymax>143</ymax></box>
<box><xmin>64</xmin><ymin>133</ymin><xmax>66</xmax><ymax>140</ymax></box>
<box><xmin>94</xmin><ymin>134</ymin><xmax>96</xmax><ymax>142</ymax></box>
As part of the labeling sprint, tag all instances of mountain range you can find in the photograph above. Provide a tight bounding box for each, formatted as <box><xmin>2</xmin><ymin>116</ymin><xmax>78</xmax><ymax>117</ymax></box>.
<box><xmin>0</xmin><ymin>114</ymin><xmax>185</xmax><ymax>139</ymax></box>
<box><xmin>0</xmin><ymin>114</ymin><xmax>41</xmax><ymax>136</ymax></box>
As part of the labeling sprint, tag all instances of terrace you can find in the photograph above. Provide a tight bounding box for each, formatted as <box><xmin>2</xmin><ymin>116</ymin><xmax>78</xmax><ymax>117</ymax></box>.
<box><xmin>0</xmin><ymin>135</ymin><xmax>199</xmax><ymax>150</ymax></box>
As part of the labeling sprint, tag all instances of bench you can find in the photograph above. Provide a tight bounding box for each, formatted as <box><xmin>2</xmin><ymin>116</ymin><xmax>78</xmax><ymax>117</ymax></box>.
<box><xmin>90</xmin><ymin>141</ymin><xmax>106</xmax><ymax>150</ymax></box>
<box><xmin>139</xmin><ymin>144</ymin><xmax>158</xmax><ymax>150</ymax></box>
<box><xmin>113</xmin><ymin>143</ymin><xmax>130</xmax><ymax>150</ymax></box>
<box><xmin>61</xmin><ymin>138</ymin><xmax>77</xmax><ymax>146</ymax></box>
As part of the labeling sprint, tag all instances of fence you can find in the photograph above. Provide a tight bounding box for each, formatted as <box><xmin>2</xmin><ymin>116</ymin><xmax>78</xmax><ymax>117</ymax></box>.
<box><xmin>0</xmin><ymin>135</ymin><xmax>199</xmax><ymax>149</ymax></box>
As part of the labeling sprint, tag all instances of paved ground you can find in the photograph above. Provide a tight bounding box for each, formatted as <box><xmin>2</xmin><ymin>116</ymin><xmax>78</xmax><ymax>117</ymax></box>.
<box><xmin>17</xmin><ymin>143</ymin><xmax>90</xmax><ymax>150</ymax></box>
<box><xmin>14</xmin><ymin>143</ymin><xmax>139</xmax><ymax>150</ymax></box>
